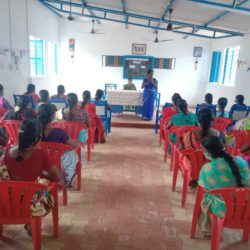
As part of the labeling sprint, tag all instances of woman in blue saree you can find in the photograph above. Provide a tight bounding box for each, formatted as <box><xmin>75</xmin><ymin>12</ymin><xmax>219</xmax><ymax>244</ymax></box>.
<box><xmin>141</xmin><ymin>69</ymin><xmax>158</xmax><ymax>121</ymax></box>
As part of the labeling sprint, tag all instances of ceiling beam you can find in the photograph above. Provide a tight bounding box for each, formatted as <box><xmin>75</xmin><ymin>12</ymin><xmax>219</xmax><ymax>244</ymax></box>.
<box><xmin>192</xmin><ymin>0</ymin><xmax>248</xmax><ymax>35</ymax></box>
<box><xmin>39</xmin><ymin>0</ymin><xmax>63</xmax><ymax>17</ymax></box>
<box><xmin>82</xmin><ymin>0</ymin><xmax>101</xmax><ymax>24</ymax></box>
<box><xmin>121</xmin><ymin>0</ymin><xmax>128</xmax><ymax>29</ymax></box>
<box><xmin>156</xmin><ymin>0</ymin><xmax>176</xmax><ymax>29</ymax></box>
<box><xmin>186</xmin><ymin>0</ymin><xmax>250</xmax><ymax>15</ymax></box>
<box><xmin>39</xmin><ymin>0</ymin><xmax>244</xmax><ymax>39</ymax></box>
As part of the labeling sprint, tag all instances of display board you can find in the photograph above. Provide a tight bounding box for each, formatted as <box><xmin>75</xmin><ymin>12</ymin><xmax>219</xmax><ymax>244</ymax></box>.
<box><xmin>123</xmin><ymin>56</ymin><xmax>154</xmax><ymax>79</ymax></box>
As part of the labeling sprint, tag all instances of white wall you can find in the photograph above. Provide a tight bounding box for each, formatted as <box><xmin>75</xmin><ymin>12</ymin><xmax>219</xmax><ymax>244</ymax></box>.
<box><xmin>206</xmin><ymin>34</ymin><xmax>250</xmax><ymax>107</ymax></box>
<box><xmin>59</xmin><ymin>20</ymin><xmax>212</xmax><ymax>106</ymax></box>
<box><xmin>0</xmin><ymin>0</ymin><xmax>59</xmax><ymax>104</ymax></box>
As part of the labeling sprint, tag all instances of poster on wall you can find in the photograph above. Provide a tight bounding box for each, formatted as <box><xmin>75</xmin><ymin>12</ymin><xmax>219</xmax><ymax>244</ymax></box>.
<box><xmin>123</xmin><ymin>56</ymin><xmax>154</xmax><ymax>79</ymax></box>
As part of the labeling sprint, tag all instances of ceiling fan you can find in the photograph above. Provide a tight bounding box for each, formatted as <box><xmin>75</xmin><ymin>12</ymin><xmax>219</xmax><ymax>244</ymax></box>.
<box><xmin>67</xmin><ymin>0</ymin><xmax>74</xmax><ymax>21</ymax></box>
<box><xmin>88</xmin><ymin>19</ymin><xmax>105</xmax><ymax>34</ymax></box>
<box><xmin>151</xmin><ymin>30</ymin><xmax>173</xmax><ymax>43</ymax></box>
<box><xmin>166</xmin><ymin>8</ymin><xmax>189</xmax><ymax>32</ymax></box>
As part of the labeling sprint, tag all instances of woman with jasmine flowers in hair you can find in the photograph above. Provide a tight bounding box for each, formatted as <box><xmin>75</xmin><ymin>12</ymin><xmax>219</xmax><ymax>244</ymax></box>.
<box><xmin>198</xmin><ymin>136</ymin><xmax>250</xmax><ymax>235</ymax></box>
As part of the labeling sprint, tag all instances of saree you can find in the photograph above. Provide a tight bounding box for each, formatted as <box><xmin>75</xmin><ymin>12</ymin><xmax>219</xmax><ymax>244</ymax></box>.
<box><xmin>142</xmin><ymin>78</ymin><xmax>157</xmax><ymax>120</ymax></box>
<box><xmin>198</xmin><ymin>156</ymin><xmax>250</xmax><ymax>233</ymax></box>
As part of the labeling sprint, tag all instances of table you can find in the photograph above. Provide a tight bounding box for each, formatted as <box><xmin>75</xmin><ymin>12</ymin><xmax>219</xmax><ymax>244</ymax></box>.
<box><xmin>106</xmin><ymin>90</ymin><xmax>143</xmax><ymax>106</ymax></box>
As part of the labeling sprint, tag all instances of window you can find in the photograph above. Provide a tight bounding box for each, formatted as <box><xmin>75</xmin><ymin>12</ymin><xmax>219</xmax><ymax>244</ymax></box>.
<box><xmin>48</xmin><ymin>42</ymin><xmax>58</xmax><ymax>76</ymax></box>
<box><xmin>209</xmin><ymin>51</ymin><xmax>221</xmax><ymax>83</ymax></box>
<box><xmin>30</xmin><ymin>36</ymin><xmax>45</xmax><ymax>77</ymax></box>
<box><xmin>222</xmin><ymin>46</ymin><xmax>240</xmax><ymax>86</ymax></box>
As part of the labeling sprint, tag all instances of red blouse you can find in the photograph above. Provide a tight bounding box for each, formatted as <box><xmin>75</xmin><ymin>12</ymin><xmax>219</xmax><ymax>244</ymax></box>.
<box><xmin>162</xmin><ymin>107</ymin><xmax>177</xmax><ymax>122</ymax></box>
<box><xmin>2</xmin><ymin>148</ymin><xmax>53</xmax><ymax>181</ymax></box>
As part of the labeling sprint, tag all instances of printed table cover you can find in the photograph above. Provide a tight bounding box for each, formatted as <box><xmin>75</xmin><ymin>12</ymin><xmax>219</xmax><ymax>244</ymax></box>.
<box><xmin>107</xmin><ymin>90</ymin><xmax>143</xmax><ymax>106</ymax></box>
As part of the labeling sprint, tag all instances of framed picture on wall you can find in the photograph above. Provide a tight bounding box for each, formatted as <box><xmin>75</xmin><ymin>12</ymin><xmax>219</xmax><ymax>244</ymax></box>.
<box><xmin>132</xmin><ymin>44</ymin><xmax>147</xmax><ymax>55</ymax></box>
<box><xmin>193</xmin><ymin>47</ymin><xmax>202</xmax><ymax>57</ymax></box>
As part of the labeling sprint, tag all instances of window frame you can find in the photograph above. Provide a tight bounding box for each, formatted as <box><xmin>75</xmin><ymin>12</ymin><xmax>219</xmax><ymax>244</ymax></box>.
<box><xmin>29</xmin><ymin>35</ymin><xmax>45</xmax><ymax>78</ymax></box>
<box><xmin>48</xmin><ymin>41</ymin><xmax>58</xmax><ymax>76</ymax></box>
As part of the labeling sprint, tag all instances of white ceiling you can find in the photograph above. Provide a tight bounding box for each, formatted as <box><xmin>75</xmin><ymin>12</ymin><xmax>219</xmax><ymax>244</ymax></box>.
<box><xmin>77</xmin><ymin>0</ymin><xmax>250</xmax><ymax>32</ymax></box>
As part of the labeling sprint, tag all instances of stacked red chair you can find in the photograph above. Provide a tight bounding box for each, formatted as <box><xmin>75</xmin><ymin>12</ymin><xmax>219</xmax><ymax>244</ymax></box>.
<box><xmin>191</xmin><ymin>186</ymin><xmax>250</xmax><ymax>250</ymax></box>
<box><xmin>0</xmin><ymin>180</ymin><xmax>58</xmax><ymax>250</ymax></box>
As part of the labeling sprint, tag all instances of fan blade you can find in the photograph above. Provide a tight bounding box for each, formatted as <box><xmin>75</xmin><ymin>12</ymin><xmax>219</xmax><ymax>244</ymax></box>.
<box><xmin>158</xmin><ymin>39</ymin><xmax>173</xmax><ymax>42</ymax></box>
<box><xmin>172</xmin><ymin>26</ymin><xmax>191</xmax><ymax>30</ymax></box>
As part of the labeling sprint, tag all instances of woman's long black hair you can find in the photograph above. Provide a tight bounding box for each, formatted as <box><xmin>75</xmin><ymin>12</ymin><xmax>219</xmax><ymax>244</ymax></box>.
<box><xmin>172</xmin><ymin>93</ymin><xmax>181</xmax><ymax>106</ymax></box>
<box><xmin>177</xmin><ymin>99</ymin><xmax>188</xmax><ymax>115</ymax></box>
<box><xmin>201</xmin><ymin>136</ymin><xmax>244</xmax><ymax>187</ymax></box>
<box><xmin>27</xmin><ymin>83</ymin><xmax>35</xmax><ymax>94</ymax></box>
<box><xmin>218</xmin><ymin>97</ymin><xmax>228</xmax><ymax>117</ymax></box>
<box><xmin>16</xmin><ymin>119</ymin><xmax>42</xmax><ymax>161</ymax></box>
<box><xmin>38</xmin><ymin>90</ymin><xmax>49</xmax><ymax>103</ymax></box>
<box><xmin>235</xmin><ymin>95</ymin><xmax>246</xmax><ymax>106</ymax></box>
<box><xmin>14</xmin><ymin>96</ymin><xmax>31</xmax><ymax>120</ymax></box>
<box><xmin>81</xmin><ymin>90</ymin><xmax>91</xmax><ymax>109</ymax></box>
<box><xmin>38</xmin><ymin>104</ymin><xmax>56</xmax><ymax>136</ymax></box>
<box><xmin>66</xmin><ymin>93</ymin><xmax>78</xmax><ymax>121</ymax></box>
<box><xmin>95</xmin><ymin>89</ymin><xmax>104</xmax><ymax>101</ymax></box>
<box><xmin>57</xmin><ymin>85</ymin><xmax>65</xmax><ymax>98</ymax></box>
<box><xmin>198</xmin><ymin>108</ymin><xmax>214</xmax><ymax>138</ymax></box>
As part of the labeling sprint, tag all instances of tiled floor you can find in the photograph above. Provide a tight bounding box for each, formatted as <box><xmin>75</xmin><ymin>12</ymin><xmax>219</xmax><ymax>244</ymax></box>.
<box><xmin>1</xmin><ymin>128</ymin><xmax>249</xmax><ymax>250</ymax></box>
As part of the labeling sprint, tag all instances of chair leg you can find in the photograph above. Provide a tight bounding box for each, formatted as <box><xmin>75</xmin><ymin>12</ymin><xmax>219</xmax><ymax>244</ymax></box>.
<box><xmin>210</xmin><ymin>213</ymin><xmax>224</xmax><ymax>250</ymax></box>
<box><xmin>63</xmin><ymin>186</ymin><xmax>68</xmax><ymax>206</ymax></box>
<box><xmin>190</xmin><ymin>186</ymin><xmax>203</xmax><ymax>239</ymax></box>
<box><xmin>0</xmin><ymin>224</ymin><xmax>2</xmax><ymax>238</ymax></box>
<box><xmin>182</xmin><ymin>171</ymin><xmax>190</xmax><ymax>208</ymax></box>
<box><xmin>31</xmin><ymin>217</ymin><xmax>42</xmax><ymax>250</ymax></box>
<box><xmin>87</xmin><ymin>139</ymin><xmax>91</xmax><ymax>161</ymax></box>
<box><xmin>243</xmin><ymin>230</ymin><xmax>250</xmax><ymax>242</ymax></box>
<box><xmin>52</xmin><ymin>186</ymin><xmax>59</xmax><ymax>238</ymax></box>
<box><xmin>77</xmin><ymin>162</ymin><xmax>81</xmax><ymax>191</ymax></box>
<box><xmin>172</xmin><ymin>163</ymin><xmax>179</xmax><ymax>192</ymax></box>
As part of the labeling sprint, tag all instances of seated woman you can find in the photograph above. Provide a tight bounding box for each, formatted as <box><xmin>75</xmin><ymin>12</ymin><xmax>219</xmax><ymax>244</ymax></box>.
<box><xmin>94</xmin><ymin>89</ymin><xmax>104</xmax><ymax>101</ymax></box>
<box><xmin>35</xmin><ymin>89</ymin><xmax>50</xmax><ymax>110</ymax></box>
<box><xmin>161</xmin><ymin>93</ymin><xmax>181</xmax><ymax>123</ymax></box>
<box><xmin>0</xmin><ymin>83</ymin><xmax>13</xmax><ymax>113</ymax></box>
<box><xmin>216</xmin><ymin>97</ymin><xmax>229</xmax><ymax>118</ymax></box>
<box><xmin>2</xmin><ymin>95</ymin><xmax>36</xmax><ymax>121</ymax></box>
<box><xmin>166</xmin><ymin>99</ymin><xmax>197</xmax><ymax>129</ymax></box>
<box><xmin>38</xmin><ymin>104</ymin><xmax>79</xmax><ymax>186</ymax></box>
<box><xmin>229</xmin><ymin>94</ymin><xmax>247</xmax><ymax>118</ymax></box>
<box><xmin>51</xmin><ymin>85</ymin><xmax>66</xmax><ymax>99</ymax></box>
<box><xmin>0</xmin><ymin>119</ymin><xmax>61</xmax><ymax>235</ymax></box>
<box><xmin>123</xmin><ymin>77</ymin><xmax>136</xmax><ymax>90</ymax></box>
<box><xmin>23</xmin><ymin>83</ymin><xmax>40</xmax><ymax>105</ymax></box>
<box><xmin>81</xmin><ymin>91</ymin><xmax>105</xmax><ymax>143</ymax></box>
<box><xmin>63</xmin><ymin>93</ymin><xmax>90</xmax><ymax>128</ymax></box>
<box><xmin>198</xmin><ymin>136</ymin><xmax>250</xmax><ymax>235</ymax></box>
<box><xmin>196</xmin><ymin>93</ymin><xmax>216</xmax><ymax>115</ymax></box>
<box><xmin>180</xmin><ymin>109</ymin><xmax>224</xmax><ymax>150</ymax></box>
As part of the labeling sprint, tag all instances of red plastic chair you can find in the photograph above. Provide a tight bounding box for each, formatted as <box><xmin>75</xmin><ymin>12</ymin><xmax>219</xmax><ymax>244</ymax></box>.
<box><xmin>226</xmin><ymin>130</ymin><xmax>250</xmax><ymax>154</ymax></box>
<box><xmin>0</xmin><ymin>108</ymin><xmax>7</xmax><ymax>119</ymax></box>
<box><xmin>159</xmin><ymin>118</ymin><xmax>167</xmax><ymax>147</ymax></box>
<box><xmin>53</xmin><ymin>120</ymin><xmax>91</xmax><ymax>162</ymax></box>
<box><xmin>212</xmin><ymin>117</ymin><xmax>232</xmax><ymax>132</ymax></box>
<box><xmin>172</xmin><ymin>148</ymin><xmax>205</xmax><ymax>207</ymax></box>
<box><xmin>89</xmin><ymin>113</ymin><xmax>104</xmax><ymax>145</ymax></box>
<box><xmin>191</xmin><ymin>186</ymin><xmax>250</xmax><ymax>250</ymax></box>
<box><xmin>2</xmin><ymin>120</ymin><xmax>20</xmax><ymax>146</ymax></box>
<box><xmin>0</xmin><ymin>180</ymin><xmax>58</xmax><ymax>250</ymax></box>
<box><xmin>39</xmin><ymin>142</ymin><xmax>75</xmax><ymax>206</ymax></box>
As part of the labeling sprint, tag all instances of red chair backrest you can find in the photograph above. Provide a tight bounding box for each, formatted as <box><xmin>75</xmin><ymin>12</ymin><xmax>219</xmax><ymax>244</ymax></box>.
<box><xmin>227</xmin><ymin>130</ymin><xmax>250</xmax><ymax>149</ymax></box>
<box><xmin>0</xmin><ymin>108</ymin><xmax>7</xmax><ymax>119</ymax></box>
<box><xmin>3</xmin><ymin>120</ymin><xmax>21</xmax><ymax>145</ymax></box>
<box><xmin>208</xmin><ymin>187</ymin><xmax>250</xmax><ymax>227</ymax></box>
<box><xmin>53</xmin><ymin>121</ymin><xmax>88</xmax><ymax>141</ymax></box>
<box><xmin>0</xmin><ymin>180</ymin><xmax>48</xmax><ymax>220</ymax></box>
<box><xmin>168</xmin><ymin>126</ymin><xmax>199</xmax><ymax>146</ymax></box>
<box><xmin>179</xmin><ymin>148</ymin><xmax>205</xmax><ymax>180</ymax></box>
<box><xmin>213</xmin><ymin>117</ymin><xmax>232</xmax><ymax>132</ymax></box>
<box><xmin>39</xmin><ymin>142</ymin><xmax>73</xmax><ymax>170</ymax></box>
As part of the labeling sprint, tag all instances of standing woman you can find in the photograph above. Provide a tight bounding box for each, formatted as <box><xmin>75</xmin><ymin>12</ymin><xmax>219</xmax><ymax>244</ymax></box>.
<box><xmin>141</xmin><ymin>69</ymin><xmax>158</xmax><ymax>121</ymax></box>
